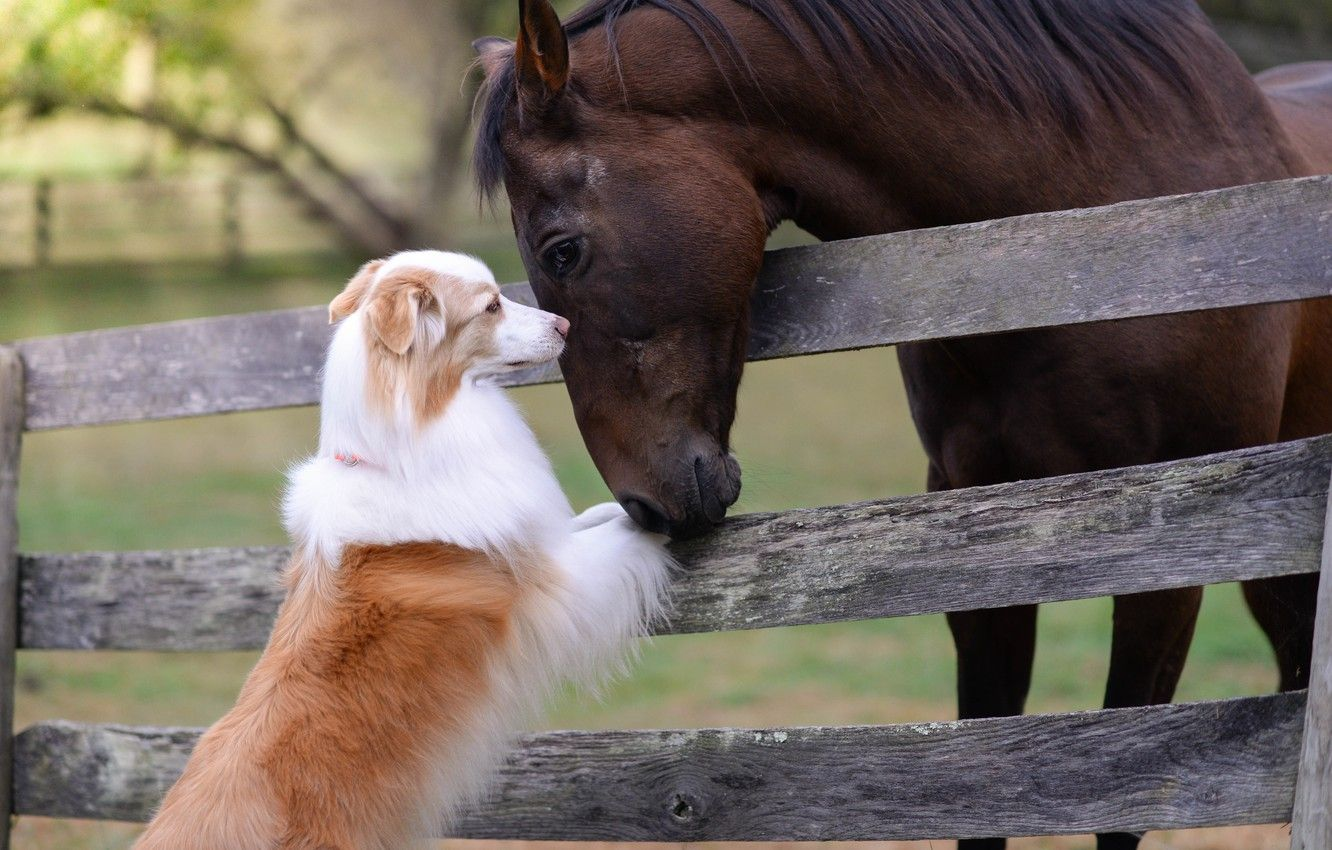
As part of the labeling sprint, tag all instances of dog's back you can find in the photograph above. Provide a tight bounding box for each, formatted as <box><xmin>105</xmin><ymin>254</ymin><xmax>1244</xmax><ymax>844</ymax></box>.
<box><xmin>139</xmin><ymin>543</ymin><xmax>536</xmax><ymax>850</ymax></box>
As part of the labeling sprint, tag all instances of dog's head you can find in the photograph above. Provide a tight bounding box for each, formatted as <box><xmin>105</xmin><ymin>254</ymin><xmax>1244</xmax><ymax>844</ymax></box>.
<box><xmin>329</xmin><ymin>250</ymin><xmax>569</xmax><ymax>425</ymax></box>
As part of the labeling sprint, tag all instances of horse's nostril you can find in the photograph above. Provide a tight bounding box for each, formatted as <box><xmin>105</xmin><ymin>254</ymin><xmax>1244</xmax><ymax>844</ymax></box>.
<box><xmin>694</xmin><ymin>454</ymin><xmax>740</xmax><ymax>525</ymax></box>
<box><xmin>553</xmin><ymin>316</ymin><xmax>570</xmax><ymax>338</ymax></box>
<box><xmin>619</xmin><ymin>495</ymin><xmax>671</xmax><ymax>535</ymax></box>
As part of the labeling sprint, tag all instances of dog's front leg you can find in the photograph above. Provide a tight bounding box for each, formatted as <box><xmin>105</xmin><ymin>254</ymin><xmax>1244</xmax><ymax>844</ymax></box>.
<box><xmin>552</xmin><ymin>508</ymin><xmax>674</xmax><ymax>676</ymax></box>
<box><xmin>570</xmin><ymin>500</ymin><xmax>632</xmax><ymax>532</ymax></box>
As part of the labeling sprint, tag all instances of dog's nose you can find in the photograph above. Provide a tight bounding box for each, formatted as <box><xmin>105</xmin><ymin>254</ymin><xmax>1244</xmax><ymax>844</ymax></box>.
<box><xmin>553</xmin><ymin>316</ymin><xmax>570</xmax><ymax>338</ymax></box>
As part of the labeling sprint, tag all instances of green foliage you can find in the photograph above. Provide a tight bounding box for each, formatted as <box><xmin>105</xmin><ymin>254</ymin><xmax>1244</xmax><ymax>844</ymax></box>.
<box><xmin>0</xmin><ymin>0</ymin><xmax>455</xmax><ymax>254</ymax></box>
<box><xmin>0</xmin><ymin>0</ymin><xmax>259</xmax><ymax>120</ymax></box>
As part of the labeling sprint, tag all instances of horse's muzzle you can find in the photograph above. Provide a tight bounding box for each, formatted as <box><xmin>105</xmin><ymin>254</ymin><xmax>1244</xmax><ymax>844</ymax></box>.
<box><xmin>619</xmin><ymin>451</ymin><xmax>741</xmax><ymax>540</ymax></box>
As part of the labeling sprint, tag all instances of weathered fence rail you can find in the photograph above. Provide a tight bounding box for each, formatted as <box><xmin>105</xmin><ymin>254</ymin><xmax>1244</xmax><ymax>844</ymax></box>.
<box><xmin>18</xmin><ymin>435</ymin><xmax>1332</xmax><ymax>651</ymax></box>
<box><xmin>14</xmin><ymin>694</ymin><xmax>1306</xmax><ymax>840</ymax></box>
<box><xmin>1</xmin><ymin>175</ymin><xmax>1330</xmax><ymax>847</ymax></box>
<box><xmin>15</xmin><ymin>175</ymin><xmax>1332</xmax><ymax>431</ymax></box>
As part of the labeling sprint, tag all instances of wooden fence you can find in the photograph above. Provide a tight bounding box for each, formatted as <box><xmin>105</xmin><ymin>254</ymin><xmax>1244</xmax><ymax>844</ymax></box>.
<box><xmin>1</xmin><ymin>175</ymin><xmax>1330</xmax><ymax>847</ymax></box>
<box><xmin>0</xmin><ymin>175</ymin><xmax>341</xmax><ymax>268</ymax></box>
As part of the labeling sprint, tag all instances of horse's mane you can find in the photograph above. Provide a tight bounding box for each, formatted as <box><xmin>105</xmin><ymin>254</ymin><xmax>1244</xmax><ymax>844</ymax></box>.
<box><xmin>475</xmin><ymin>0</ymin><xmax>1216</xmax><ymax>199</ymax></box>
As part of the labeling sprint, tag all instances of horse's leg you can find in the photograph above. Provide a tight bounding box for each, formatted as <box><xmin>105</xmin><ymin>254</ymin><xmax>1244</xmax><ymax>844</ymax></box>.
<box><xmin>1150</xmin><ymin>596</ymin><xmax>1204</xmax><ymax>705</ymax></box>
<box><xmin>1242</xmin><ymin>574</ymin><xmax>1319</xmax><ymax>691</ymax></box>
<box><xmin>948</xmin><ymin>605</ymin><xmax>1039</xmax><ymax>850</ymax></box>
<box><xmin>1104</xmin><ymin>588</ymin><xmax>1205</xmax><ymax>708</ymax></box>
<box><xmin>926</xmin><ymin>464</ymin><xmax>1038</xmax><ymax>850</ymax></box>
<box><xmin>1094</xmin><ymin>586</ymin><xmax>1204</xmax><ymax>850</ymax></box>
<box><xmin>948</xmin><ymin>606</ymin><xmax>1040</xmax><ymax>720</ymax></box>
<box><xmin>1245</xmin><ymin>297</ymin><xmax>1332</xmax><ymax>692</ymax></box>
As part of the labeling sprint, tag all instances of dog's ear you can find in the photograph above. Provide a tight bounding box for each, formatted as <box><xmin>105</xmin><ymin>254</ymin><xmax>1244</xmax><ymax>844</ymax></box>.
<box><xmin>329</xmin><ymin>259</ymin><xmax>385</xmax><ymax>324</ymax></box>
<box><xmin>366</xmin><ymin>269</ymin><xmax>440</xmax><ymax>355</ymax></box>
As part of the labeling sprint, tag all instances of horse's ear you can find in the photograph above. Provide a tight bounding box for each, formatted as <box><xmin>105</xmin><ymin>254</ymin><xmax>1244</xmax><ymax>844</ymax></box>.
<box><xmin>473</xmin><ymin>36</ymin><xmax>513</xmax><ymax>80</ymax></box>
<box><xmin>329</xmin><ymin>259</ymin><xmax>384</xmax><ymax>324</ymax></box>
<box><xmin>515</xmin><ymin>0</ymin><xmax>569</xmax><ymax>98</ymax></box>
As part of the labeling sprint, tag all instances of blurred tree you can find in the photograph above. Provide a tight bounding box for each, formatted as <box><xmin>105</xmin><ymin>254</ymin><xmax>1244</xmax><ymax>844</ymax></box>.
<box><xmin>0</xmin><ymin>0</ymin><xmax>508</xmax><ymax>255</ymax></box>
<box><xmin>5</xmin><ymin>0</ymin><xmax>1318</xmax><ymax>259</ymax></box>
<box><xmin>301</xmin><ymin>0</ymin><xmax>507</xmax><ymax>247</ymax></box>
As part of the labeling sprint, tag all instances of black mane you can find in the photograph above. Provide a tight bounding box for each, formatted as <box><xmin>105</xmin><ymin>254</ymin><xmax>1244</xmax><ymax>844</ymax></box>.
<box><xmin>474</xmin><ymin>0</ymin><xmax>1213</xmax><ymax>199</ymax></box>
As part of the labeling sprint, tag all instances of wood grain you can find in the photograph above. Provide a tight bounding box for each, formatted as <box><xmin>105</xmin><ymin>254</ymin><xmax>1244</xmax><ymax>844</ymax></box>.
<box><xmin>18</xmin><ymin>436</ymin><xmax>1331</xmax><ymax>651</ymax></box>
<box><xmin>16</xmin><ymin>176</ymin><xmax>1331</xmax><ymax>431</ymax></box>
<box><xmin>11</xmin><ymin>694</ymin><xmax>1305</xmax><ymax>840</ymax></box>
<box><xmin>748</xmin><ymin>175</ymin><xmax>1332</xmax><ymax>359</ymax></box>
<box><xmin>0</xmin><ymin>349</ymin><xmax>24</xmax><ymax>850</ymax></box>
<box><xmin>1292</xmin><ymin>475</ymin><xmax>1332</xmax><ymax>850</ymax></box>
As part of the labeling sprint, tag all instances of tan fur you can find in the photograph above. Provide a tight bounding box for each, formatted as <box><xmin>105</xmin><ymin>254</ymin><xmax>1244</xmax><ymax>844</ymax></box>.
<box><xmin>329</xmin><ymin>259</ymin><xmax>385</xmax><ymax>325</ymax></box>
<box><xmin>360</xmin><ymin>267</ymin><xmax>504</xmax><ymax>426</ymax></box>
<box><xmin>134</xmin><ymin>543</ymin><xmax>550</xmax><ymax>850</ymax></box>
<box><xmin>365</xmin><ymin>268</ymin><xmax>433</xmax><ymax>355</ymax></box>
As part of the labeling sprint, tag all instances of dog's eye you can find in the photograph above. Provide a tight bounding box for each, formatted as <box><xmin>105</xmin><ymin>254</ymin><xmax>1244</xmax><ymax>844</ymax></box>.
<box><xmin>541</xmin><ymin>239</ymin><xmax>582</xmax><ymax>280</ymax></box>
<box><xmin>486</xmin><ymin>298</ymin><xmax>501</xmax><ymax>314</ymax></box>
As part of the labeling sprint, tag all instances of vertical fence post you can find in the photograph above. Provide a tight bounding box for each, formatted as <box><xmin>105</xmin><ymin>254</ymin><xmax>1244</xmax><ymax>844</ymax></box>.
<box><xmin>221</xmin><ymin>175</ymin><xmax>242</xmax><ymax>270</ymax></box>
<box><xmin>32</xmin><ymin>179</ymin><xmax>51</xmax><ymax>268</ymax></box>
<box><xmin>0</xmin><ymin>348</ymin><xmax>24</xmax><ymax>850</ymax></box>
<box><xmin>1292</xmin><ymin>472</ymin><xmax>1332</xmax><ymax>850</ymax></box>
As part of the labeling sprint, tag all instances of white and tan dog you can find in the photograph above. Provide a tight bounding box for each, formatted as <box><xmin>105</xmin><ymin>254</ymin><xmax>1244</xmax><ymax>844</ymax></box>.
<box><xmin>134</xmin><ymin>250</ymin><xmax>673</xmax><ymax>850</ymax></box>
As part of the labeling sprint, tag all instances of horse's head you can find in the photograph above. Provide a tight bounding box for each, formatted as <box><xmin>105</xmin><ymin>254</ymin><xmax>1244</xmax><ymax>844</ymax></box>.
<box><xmin>473</xmin><ymin>0</ymin><xmax>781</xmax><ymax>538</ymax></box>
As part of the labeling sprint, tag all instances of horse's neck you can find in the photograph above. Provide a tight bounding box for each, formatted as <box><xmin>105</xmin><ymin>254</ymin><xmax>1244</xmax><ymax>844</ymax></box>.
<box><xmin>607</xmin><ymin>0</ymin><xmax>1298</xmax><ymax>240</ymax></box>
<box><xmin>776</xmin><ymin>81</ymin><xmax>1296</xmax><ymax>242</ymax></box>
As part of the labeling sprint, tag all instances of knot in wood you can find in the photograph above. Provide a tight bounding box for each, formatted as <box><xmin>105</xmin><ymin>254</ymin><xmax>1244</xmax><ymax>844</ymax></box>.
<box><xmin>669</xmin><ymin>791</ymin><xmax>698</xmax><ymax>823</ymax></box>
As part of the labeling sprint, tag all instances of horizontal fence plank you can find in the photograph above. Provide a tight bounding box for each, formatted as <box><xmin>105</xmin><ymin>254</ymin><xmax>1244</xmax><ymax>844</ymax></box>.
<box><xmin>19</xmin><ymin>436</ymin><xmax>1332</xmax><ymax>651</ymax></box>
<box><xmin>14</xmin><ymin>176</ymin><xmax>1331</xmax><ymax>431</ymax></box>
<box><xmin>15</xmin><ymin>298</ymin><xmax>559</xmax><ymax>432</ymax></box>
<box><xmin>12</xmin><ymin>693</ymin><xmax>1305</xmax><ymax>839</ymax></box>
<box><xmin>752</xmin><ymin>175</ymin><xmax>1331</xmax><ymax>359</ymax></box>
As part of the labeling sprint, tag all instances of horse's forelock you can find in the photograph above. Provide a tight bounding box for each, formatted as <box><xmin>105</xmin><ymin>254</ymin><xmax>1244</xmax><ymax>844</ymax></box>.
<box><xmin>474</xmin><ymin>57</ymin><xmax>517</xmax><ymax>204</ymax></box>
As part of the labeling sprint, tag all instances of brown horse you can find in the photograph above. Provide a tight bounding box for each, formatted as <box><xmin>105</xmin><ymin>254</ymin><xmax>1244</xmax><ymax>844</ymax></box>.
<box><xmin>472</xmin><ymin>2</ymin><xmax>1332</xmax><ymax>847</ymax></box>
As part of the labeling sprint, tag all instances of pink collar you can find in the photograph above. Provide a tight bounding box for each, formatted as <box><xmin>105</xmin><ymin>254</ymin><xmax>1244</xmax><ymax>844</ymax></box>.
<box><xmin>333</xmin><ymin>452</ymin><xmax>369</xmax><ymax>468</ymax></box>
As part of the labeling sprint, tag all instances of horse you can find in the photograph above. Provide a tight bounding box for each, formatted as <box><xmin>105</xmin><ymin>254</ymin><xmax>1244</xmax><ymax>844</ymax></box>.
<box><xmin>470</xmin><ymin>2</ymin><xmax>1332</xmax><ymax>847</ymax></box>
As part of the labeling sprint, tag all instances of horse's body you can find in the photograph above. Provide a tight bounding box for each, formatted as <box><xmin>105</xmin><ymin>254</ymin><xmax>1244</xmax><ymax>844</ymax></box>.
<box><xmin>473</xmin><ymin>3</ymin><xmax>1332</xmax><ymax>847</ymax></box>
<box><xmin>1262</xmin><ymin>62</ymin><xmax>1332</xmax><ymax>175</ymax></box>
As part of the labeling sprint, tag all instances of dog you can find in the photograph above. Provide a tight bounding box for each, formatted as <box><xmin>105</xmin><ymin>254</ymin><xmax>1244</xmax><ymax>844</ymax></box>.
<box><xmin>133</xmin><ymin>250</ymin><xmax>674</xmax><ymax>850</ymax></box>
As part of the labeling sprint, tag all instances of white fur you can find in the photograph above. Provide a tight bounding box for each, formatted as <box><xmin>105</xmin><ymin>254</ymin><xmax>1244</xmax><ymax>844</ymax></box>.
<box><xmin>407</xmin><ymin>497</ymin><xmax>672</xmax><ymax>839</ymax></box>
<box><xmin>285</xmin><ymin>369</ymin><xmax>572</xmax><ymax>565</ymax></box>
<box><xmin>493</xmin><ymin>296</ymin><xmax>567</xmax><ymax>368</ymax></box>
<box><xmin>282</xmin><ymin>250</ymin><xmax>674</xmax><ymax>841</ymax></box>
<box><xmin>287</xmin><ymin>251</ymin><xmax>569</xmax><ymax>564</ymax></box>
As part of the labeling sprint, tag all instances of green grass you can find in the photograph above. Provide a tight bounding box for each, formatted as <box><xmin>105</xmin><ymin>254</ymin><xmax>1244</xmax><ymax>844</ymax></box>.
<box><xmin>0</xmin><ymin>247</ymin><xmax>1287</xmax><ymax>849</ymax></box>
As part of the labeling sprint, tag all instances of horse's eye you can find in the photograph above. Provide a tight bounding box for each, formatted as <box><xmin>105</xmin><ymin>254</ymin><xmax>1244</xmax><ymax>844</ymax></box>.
<box><xmin>542</xmin><ymin>238</ymin><xmax>582</xmax><ymax>280</ymax></box>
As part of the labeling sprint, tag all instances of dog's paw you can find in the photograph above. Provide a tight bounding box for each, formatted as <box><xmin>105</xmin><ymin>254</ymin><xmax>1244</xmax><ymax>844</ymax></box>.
<box><xmin>571</xmin><ymin>501</ymin><xmax>629</xmax><ymax>531</ymax></box>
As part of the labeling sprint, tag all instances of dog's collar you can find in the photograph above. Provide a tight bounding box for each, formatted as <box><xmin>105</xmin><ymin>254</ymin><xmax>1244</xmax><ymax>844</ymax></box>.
<box><xmin>332</xmin><ymin>452</ymin><xmax>369</xmax><ymax>468</ymax></box>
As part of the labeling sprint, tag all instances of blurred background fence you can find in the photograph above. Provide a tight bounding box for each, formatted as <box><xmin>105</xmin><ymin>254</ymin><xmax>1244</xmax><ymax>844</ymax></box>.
<box><xmin>0</xmin><ymin>174</ymin><xmax>344</xmax><ymax>268</ymax></box>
